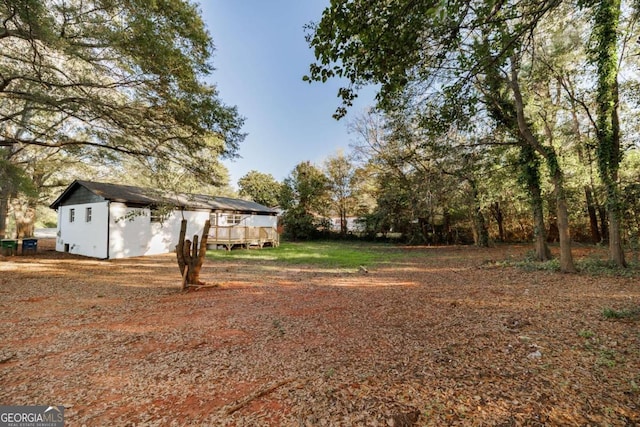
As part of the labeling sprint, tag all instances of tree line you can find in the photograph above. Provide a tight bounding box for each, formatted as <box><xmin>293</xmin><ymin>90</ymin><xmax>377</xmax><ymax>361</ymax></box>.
<box><xmin>3</xmin><ymin>0</ymin><xmax>640</xmax><ymax>273</ymax></box>
<box><xmin>301</xmin><ymin>0</ymin><xmax>640</xmax><ymax>271</ymax></box>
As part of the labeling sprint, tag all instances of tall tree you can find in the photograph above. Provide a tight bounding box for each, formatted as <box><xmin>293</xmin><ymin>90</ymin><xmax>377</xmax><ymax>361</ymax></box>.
<box><xmin>323</xmin><ymin>151</ymin><xmax>356</xmax><ymax>235</ymax></box>
<box><xmin>588</xmin><ymin>0</ymin><xmax>627</xmax><ymax>266</ymax></box>
<box><xmin>479</xmin><ymin>62</ymin><xmax>552</xmax><ymax>260</ymax></box>
<box><xmin>0</xmin><ymin>151</ymin><xmax>35</xmax><ymax>237</ymax></box>
<box><xmin>279</xmin><ymin>161</ymin><xmax>330</xmax><ymax>240</ymax></box>
<box><xmin>508</xmin><ymin>54</ymin><xmax>576</xmax><ymax>271</ymax></box>
<box><xmin>0</xmin><ymin>0</ymin><xmax>244</xmax><ymax>236</ymax></box>
<box><xmin>238</xmin><ymin>170</ymin><xmax>282</xmax><ymax>207</ymax></box>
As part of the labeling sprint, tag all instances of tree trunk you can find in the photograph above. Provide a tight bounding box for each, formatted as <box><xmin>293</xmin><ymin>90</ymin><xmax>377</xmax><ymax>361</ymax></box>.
<box><xmin>531</xmin><ymin>187</ymin><xmax>552</xmax><ymax>261</ymax></box>
<box><xmin>418</xmin><ymin>218</ymin><xmax>430</xmax><ymax>244</ymax></box>
<box><xmin>598</xmin><ymin>206</ymin><xmax>609</xmax><ymax>242</ymax></box>
<box><xmin>176</xmin><ymin>219</ymin><xmax>211</xmax><ymax>289</ymax></box>
<box><xmin>482</xmin><ymin>54</ymin><xmax>551</xmax><ymax>259</ymax></box>
<box><xmin>12</xmin><ymin>199</ymin><xmax>36</xmax><ymax>238</ymax></box>
<box><xmin>584</xmin><ymin>187</ymin><xmax>601</xmax><ymax>244</ymax></box>
<box><xmin>509</xmin><ymin>57</ymin><xmax>573</xmax><ymax>271</ymax></box>
<box><xmin>607</xmin><ymin>196</ymin><xmax>626</xmax><ymax>267</ymax></box>
<box><xmin>474</xmin><ymin>206</ymin><xmax>489</xmax><ymax>247</ymax></box>
<box><xmin>492</xmin><ymin>201</ymin><xmax>505</xmax><ymax>242</ymax></box>
<box><xmin>549</xmin><ymin>170</ymin><xmax>576</xmax><ymax>273</ymax></box>
<box><xmin>443</xmin><ymin>210</ymin><xmax>451</xmax><ymax>244</ymax></box>
<box><xmin>340</xmin><ymin>208</ymin><xmax>347</xmax><ymax>235</ymax></box>
<box><xmin>0</xmin><ymin>194</ymin><xmax>9</xmax><ymax>238</ymax></box>
<box><xmin>0</xmin><ymin>172</ymin><xmax>17</xmax><ymax>238</ymax></box>
<box><xmin>469</xmin><ymin>180</ymin><xmax>489</xmax><ymax>247</ymax></box>
<box><xmin>568</xmin><ymin>78</ymin><xmax>602</xmax><ymax>247</ymax></box>
<box><xmin>603</xmin><ymin>90</ymin><xmax>627</xmax><ymax>266</ymax></box>
<box><xmin>518</xmin><ymin>130</ymin><xmax>551</xmax><ymax>261</ymax></box>
<box><xmin>592</xmin><ymin>0</ymin><xmax>626</xmax><ymax>267</ymax></box>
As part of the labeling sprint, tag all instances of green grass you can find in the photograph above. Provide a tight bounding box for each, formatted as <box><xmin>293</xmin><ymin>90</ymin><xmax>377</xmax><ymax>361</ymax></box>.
<box><xmin>206</xmin><ymin>240</ymin><xmax>402</xmax><ymax>269</ymax></box>
<box><xmin>515</xmin><ymin>250</ymin><xmax>640</xmax><ymax>277</ymax></box>
<box><xmin>578</xmin><ymin>329</ymin><xmax>595</xmax><ymax>339</ymax></box>
<box><xmin>602</xmin><ymin>306</ymin><xmax>640</xmax><ymax>320</ymax></box>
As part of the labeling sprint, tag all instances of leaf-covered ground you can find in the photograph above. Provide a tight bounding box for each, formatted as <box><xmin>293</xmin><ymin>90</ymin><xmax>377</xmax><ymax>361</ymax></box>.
<box><xmin>1</xmin><ymin>240</ymin><xmax>639</xmax><ymax>426</ymax></box>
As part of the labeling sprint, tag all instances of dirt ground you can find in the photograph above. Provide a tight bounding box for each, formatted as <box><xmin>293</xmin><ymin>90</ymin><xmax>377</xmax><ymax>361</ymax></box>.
<box><xmin>1</xmin><ymin>240</ymin><xmax>639</xmax><ymax>426</ymax></box>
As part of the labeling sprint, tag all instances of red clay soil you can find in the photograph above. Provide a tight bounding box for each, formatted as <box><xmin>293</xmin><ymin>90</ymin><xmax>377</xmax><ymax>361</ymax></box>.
<box><xmin>1</xmin><ymin>240</ymin><xmax>639</xmax><ymax>426</ymax></box>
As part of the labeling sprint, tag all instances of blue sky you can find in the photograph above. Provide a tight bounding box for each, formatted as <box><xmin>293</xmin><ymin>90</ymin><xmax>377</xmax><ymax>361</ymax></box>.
<box><xmin>197</xmin><ymin>1</ymin><xmax>376</xmax><ymax>187</ymax></box>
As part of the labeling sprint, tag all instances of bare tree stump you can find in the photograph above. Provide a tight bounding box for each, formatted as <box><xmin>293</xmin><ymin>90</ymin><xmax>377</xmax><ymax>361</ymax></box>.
<box><xmin>176</xmin><ymin>219</ymin><xmax>211</xmax><ymax>289</ymax></box>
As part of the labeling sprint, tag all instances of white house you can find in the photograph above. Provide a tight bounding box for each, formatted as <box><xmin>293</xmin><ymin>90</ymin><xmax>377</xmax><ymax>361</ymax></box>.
<box><xmin>50</xmin><ymin>180</ymin><xmax>279</xmax><ymax>259</ymax></box>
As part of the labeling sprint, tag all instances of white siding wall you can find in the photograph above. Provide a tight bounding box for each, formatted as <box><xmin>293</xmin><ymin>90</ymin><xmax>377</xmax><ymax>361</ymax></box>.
<box><xmin>56</xmin><ymin>202</ymin><xmax>276</xmax><ymax>259</ymax></box>
<box><xmin>246</xmin><ymin>214</ymin><xmax>277</xmax><ymax>228</ymax></box>
<box><xmin>56</xmin><ymin>202</ymin><xmax>109</xmax><ymax>258</ymax></box>
<box><xmin>108</xmin><ymin>203</ymin><xmax>209</xmax><ymax>259</ymax></box>
<box><xmin>213</xmin><ymin>212</ymin><xmax>277</xmax><ymax>228</ymax></box>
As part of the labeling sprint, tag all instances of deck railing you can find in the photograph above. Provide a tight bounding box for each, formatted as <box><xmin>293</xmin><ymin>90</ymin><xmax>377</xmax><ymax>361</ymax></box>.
<box><xmin>207</xmin><ymin>226</ymin><xmax>279</xmax><ymax>249</ymax></box>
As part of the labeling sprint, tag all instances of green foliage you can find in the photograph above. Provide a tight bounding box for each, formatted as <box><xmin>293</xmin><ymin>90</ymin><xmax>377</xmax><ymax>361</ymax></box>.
<box><xmin>238</xmin><ymin>170</ymin><xmax>282</xmax><ymax>207</ymax></box>
<box><xmin>207</xmin><ymin>241</ymin><xmax>401</xmax><ymax>270</ymax></box>
<box><xmin>578</xmin><ymin>329</ymin><xmax>595</xmax><ymax>339</ymax></box>
<box><xmin>280</xmin><ymin>162</ymin><xmax>329</xmax><ymax>212</ymax></box>
<box><xmin>596</xmin><ymin>349</ymin><xmax>618</xmax><ymax>368</ymax></box>
<box><xmin>307</xmin><ymin>0</ymin><xmax>563</xmax><ymax>118</ymax></box>
<box><xmin>280</xmin><ymin>207</ymin><xmax>323</xmax><ymax>241</ymax></box>
<box><xmin>0</xmin><ymin>0</ymin><xmax>244</xmax><ymax>184</ymax></box>
<box><xmin>602</xmin><ymin>306</ymin><xmax>640</xmax><ymax>320</ymax></box>
<box><xmin>307</xmin><ymin>0</ymin><xmax>580</xmax><ymax>250</ymax></box>
<box><xmin>514</xmin><ymin>250</ymin><xmax>640</xmax><ymax>276</ymax></box>
<box><xmin>576</xmin><ymin>256</ymin><xmax>639</xmax><ymax>277</ymax></box>
<box><xmin>0</xmin><ymin>156</ymin><xmax>36</xmax><ymax>197</ymax></box>
<box><xmin>588</xmin><ymin>0</ymin><xmax>623</xmax><ymax>178</ymax></box>
<box><xmin>515</xmin><ymin>254</ymin><xmax>561</xmax><ymax>272</ymax></box>
<box><xmin>620</xmin><ymin>180</ymin><xmax>640</xmax><ymax>251</ymax></box>
<box><xmin>306</xmin><ymin>0</ymin><xmax>438</xmax><ymax>117</ymax></box>
<box><xmin>0</xmin><ymin>0</ymin><xmax>245</xmax><ymax>238</ymax></box>
<box><xmin>324</xmin><ymin>151</ymin><xmax>358</xmax><ymax>235</ymax></box>
<box><xmin>279</xmin><ymin>162</ymin><xmax>330</xmax><ymax>240</ymax></box>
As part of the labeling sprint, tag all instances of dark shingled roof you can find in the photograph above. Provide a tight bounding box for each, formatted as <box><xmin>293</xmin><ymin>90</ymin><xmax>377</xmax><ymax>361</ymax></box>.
<box><xmin>50</xmin><ymin>180</ymin><xmax>278</xmax><ymax>214</ymax></box>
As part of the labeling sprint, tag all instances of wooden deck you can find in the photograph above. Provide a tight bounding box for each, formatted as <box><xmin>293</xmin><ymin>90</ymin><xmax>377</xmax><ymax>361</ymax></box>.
<box><xmin>206</xmin><ymin>226</ymin><xmax>279</xmax><ymax>250</ymax></box>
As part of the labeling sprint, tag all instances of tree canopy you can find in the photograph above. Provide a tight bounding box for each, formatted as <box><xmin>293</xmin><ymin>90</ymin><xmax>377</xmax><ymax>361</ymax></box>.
<box><xmin>306</xmin><ymin>0</ymin><xmax>640</xmax><ymax>268</ymax></box>
<box><xmin>1</xmin><ymin>0</ymin><xmax>244</xmax><ymax>179</ymax></box>
<box><xmin>0</xmin><ymin>0</ymin><xmax>244</xmax><ymax>237</ymax></box>
<box><xmin>279</xmin><ymin>161</ymin><xmax>330</xmax><ymax>240</ymax></box>
<box><xmin>238</xmin><ymin>170</ymin><xmax>282</xmax><ymax>207</ymax></box>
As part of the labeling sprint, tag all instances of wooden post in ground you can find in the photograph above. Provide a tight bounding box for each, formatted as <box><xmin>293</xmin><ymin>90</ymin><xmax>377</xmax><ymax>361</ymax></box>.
<box><xmin>176</xmin><ymin>219</ymin><xmax>211</xmax><ymax>289</ymax></box>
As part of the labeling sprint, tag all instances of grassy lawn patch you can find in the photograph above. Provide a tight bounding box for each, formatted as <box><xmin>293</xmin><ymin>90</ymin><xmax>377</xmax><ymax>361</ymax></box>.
<box><xmin>206</xmin><ymin>240</ymin><xmax>402</xmax><ymax>269</ymax></box>
<box><xmin>602</xmin><ymin>306</ymin><xmax>640</xmax><ymax>321</ymax></box>
<box><xmin>510</xmin><ymin>248</ymin><xmax>640</xmax><ymax>277</ymax></box>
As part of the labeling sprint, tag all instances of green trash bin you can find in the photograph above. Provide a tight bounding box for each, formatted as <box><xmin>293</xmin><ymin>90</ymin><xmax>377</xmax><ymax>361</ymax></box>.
<box><xmin>22</xmin><ymin>238</ymin><xmax>38</xmax><ymax>255</ymax></box>
<box><xmin>1</xmin><ymin>239</ymin><xmax>18</xmax><ymax>256</ymax></box>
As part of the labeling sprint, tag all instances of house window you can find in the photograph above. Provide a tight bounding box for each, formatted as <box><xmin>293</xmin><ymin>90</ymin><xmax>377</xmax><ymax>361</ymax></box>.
<box><xmin>69</xmin><ymin>208</ymin><xmax>75</xmax><ymax>223</ymax></box>
<box><xmin>150</xmin><ymin>208</ymin><xmax>162</xmax><ymax>223</ymax></box>
<box><xmin>85</xmin><ymin>207</ymin><xmax>92</xmax><ymax>222</ymax></box>
<box><xmin>227</xmin><ymin>214</ymin><xmax>243</xmax><ymax>225</ymax></box>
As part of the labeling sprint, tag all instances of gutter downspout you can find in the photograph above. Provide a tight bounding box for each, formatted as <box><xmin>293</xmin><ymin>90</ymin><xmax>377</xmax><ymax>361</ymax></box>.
<box><xmin>57</xmin><ymin>207</ymin><xmax>62</xmax><ymax>251</ymax></box>
<box><xmin>106</xmin><ymin>201</ymin><xmax>110</xmax><ymax>260</ymax></box>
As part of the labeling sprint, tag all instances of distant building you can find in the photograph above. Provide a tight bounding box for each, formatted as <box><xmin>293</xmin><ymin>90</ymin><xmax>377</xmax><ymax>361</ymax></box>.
<box><xmin>328</xmin><ymin>216</ymin><xmax>364</xmax><ymax>234</ymax></box>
